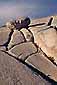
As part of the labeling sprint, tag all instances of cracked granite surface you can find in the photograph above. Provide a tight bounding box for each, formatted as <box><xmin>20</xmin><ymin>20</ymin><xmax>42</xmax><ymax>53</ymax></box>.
<box><xmin>0</xmin><ymin>16</ymin><xmax>57</xmax><ymax>85</ymax></box>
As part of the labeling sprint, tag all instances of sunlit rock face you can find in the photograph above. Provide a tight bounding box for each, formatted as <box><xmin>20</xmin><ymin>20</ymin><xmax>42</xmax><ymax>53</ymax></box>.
<box><xmin>34</xmin><ymin>28</ymin><xmax>57</xmax><ymax>62</ymax></box>
<box><xmin>51</xmin><ymin>15</ymin><xmax>57</xmax><ymax>27</ymax></box>
<box><xmin>29</xmin><ymin>15</ymin><xmax>57</xmax><ymax>63</ymax></box>
<box><xmin>0</xmin><ymin>15</ymin><xmax>57</xmax><ymax>84</ymax></box>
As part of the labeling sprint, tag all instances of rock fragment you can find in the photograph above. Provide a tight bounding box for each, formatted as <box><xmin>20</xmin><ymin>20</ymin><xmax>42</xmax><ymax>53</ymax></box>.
<box><xmin>9</xmin><ymin>42</ymin><xmax>37</xmax><ymax>60</ymax></box>
<box><xmin>20</xmin><ymin>28</ymin><xmax>33</xmax><ymax>42</ymax></box>
<box><xmin>26</xmin><ymin>52</ymin><xmax>57</xmax><ymax>81</ymax></box>
<box><xmin>29</xmin><ymin>19</ymin><xmax>57</xmax><ymax>64</ymax></box>
<box><xmin>0</xmin><ymin>27</ymin><xmax>11</xmax><ymax>46</ymax></box>
<box><xmin>0</xmin><ymin>51</ymin><xmax>50</xmax><ymax>85</ymax></box>
<box><xmin>51</xmin><ymin>16</ymin><xmax>57</xmax><ymax>27</ymax></box>
<box><xmin>8</xmin><ymin>30</ymin><xmax>25</xmax><ymax>50</ymax></box>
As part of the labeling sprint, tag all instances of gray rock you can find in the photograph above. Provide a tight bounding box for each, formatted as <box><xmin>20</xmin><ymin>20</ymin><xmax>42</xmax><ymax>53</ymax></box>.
<box><xmin>0</xmin><ymin>15</ymin><xmax>57</xmax><ymax>84</ymax></box>
<box><xmin>0</xmin><ymin>27</ymin><xmax>11</xmax><ymax>46</ymax></box>
<box><xmin>9</xmin><ymin>42</ymin><xmax>37</xmax><ymax>60</ymax></box>
<box><xmin>26</xmin><ymin>52</ymin><xmax>57</xmax><ymax>81</ymax></box>
<box><xmin>8</xmin><ymin>30</ymin><xmax>25</xmax><ymax>50</ymax></box>
<box><xmin>51</xmin><ymin>16</ymin><xmax>57</xmax><ymax>27</ymax></box>
<box><xmin>0</xmin><ymin>51</ymin><xmax>50</xmax><ymax>85</ymax></box>
<box><xmin>29</xmin><ymin>24</ymin><xmax>57</xmax><ymax>64</ymax></box>
<box><xmin>20</xmin><ymin>28</ymin><xmax>33</xmax><ymax>42</ymax></box>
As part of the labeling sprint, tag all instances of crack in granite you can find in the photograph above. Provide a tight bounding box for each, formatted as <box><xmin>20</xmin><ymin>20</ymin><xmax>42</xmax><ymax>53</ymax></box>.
<box><xmin>1</xmin><ymin>50</ymin><xmax>57</xmax><ymax>84</ymax></box>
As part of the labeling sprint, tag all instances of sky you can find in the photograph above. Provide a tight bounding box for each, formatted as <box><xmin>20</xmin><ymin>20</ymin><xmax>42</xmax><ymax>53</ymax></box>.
<box><xmin>0</xmin><ymin>0</ymin><xmax>57</xmax><ymax>26</ymax></box>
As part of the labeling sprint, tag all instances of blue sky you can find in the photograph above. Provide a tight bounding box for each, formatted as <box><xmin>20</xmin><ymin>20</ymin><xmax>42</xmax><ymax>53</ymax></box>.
<box><xmin>0</xmin><ymin>0</ymin><xmax>57</xmax><ymax>26</ymax></box>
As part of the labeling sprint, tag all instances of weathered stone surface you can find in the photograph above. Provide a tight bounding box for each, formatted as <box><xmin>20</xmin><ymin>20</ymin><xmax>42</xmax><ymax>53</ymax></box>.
<box><xmin>0</xmin><ymin>27</ymin><xmax>11</xmax><ymax>46</ymax></box>
<box><xmin>8</xmin><ymin>30</ymin><xmax>25</xmax><ymax>49</ymax></box>
<box><xmin>0</xmin><ymin>15</ymin><xmax>57</xmax><ymax>84</ymax></box>
<box><xmin>30</xmin><ymin>16</ymin><xmax>51</xmax><ymax>26</ymax></box>
<box><xmin>26</xmin><ymin>52</ymin><xmax>57</xmax><ymax>81</ymax></box>
<box><xmin>29</xmin><ymin>25</ymin><xmax>50</xmax><ymax>36</ymax></box>
<box><xmin>9</xmin><ymin>42</ymin><xmax>37</xmax><ymax>60</ymax></box>
<box><xmin>20</xmin><ymin>28</ymin><xmax>33</xmax><ymax>42</ymax></box>
<box><xmin>29</xmin><ymin>23</ymin><xmax>57</xmax><ymax>63</ymax></box>
<box><xmin>0</xmin><ymin>51</ymin><xmax>50</xmax><ymax>85</ymax></box>
<box><xmin>51</xmin><ymin>16</ymin><xmax>57</xmax><ymax>27</ymax></box>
